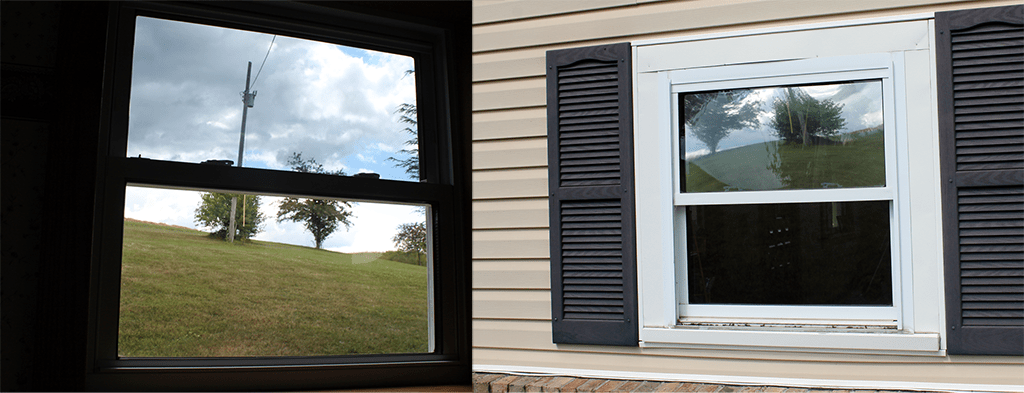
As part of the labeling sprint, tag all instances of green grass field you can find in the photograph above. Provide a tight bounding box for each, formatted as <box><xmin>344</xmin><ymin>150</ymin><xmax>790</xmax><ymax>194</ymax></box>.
<box><xmin>118</xmin><ymin>219</ymin><xmax>429</xmax><ymax>358</ymax></box>
<box><xmin>688</xmin><ymin>130</ymin><xmax>885</xmax><ymax>192</ymax></box>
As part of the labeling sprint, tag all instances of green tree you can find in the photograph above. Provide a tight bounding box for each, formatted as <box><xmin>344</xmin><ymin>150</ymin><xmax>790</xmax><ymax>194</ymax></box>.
<box><xmin>194</xmin><ymin>192</ymin><xmax>266</xmax><ymax>241</ymax></box>
<box><xmin>683</xmin><ymin>90</ymin><xmax>760</xmax><ymax>154</ymax></box>
<box><xmin>392</xmin><ymin>222</ymin><xmax>427</xmax><ymax>266</ymax></box>
<box><xmin>389</xmin><ymin>102</ymin><xmax>419</xmax><ymax>179</ymax></box>
<box><xmin>276</xmin><ymin>153</ymin><xmax>354</xmax><ymax>249</ymax></box>
<box><xmin>769</xmin><ymin>87</ymin><xmax>846</xmax><ymax>146</ymax></box>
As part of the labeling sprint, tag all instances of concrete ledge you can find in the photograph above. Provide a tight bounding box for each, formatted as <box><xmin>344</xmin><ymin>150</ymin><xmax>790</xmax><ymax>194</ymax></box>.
<box><xmin>472</xmin><ymin>373</ymin><xmax>914</xmax><ymax>393</ymax></box>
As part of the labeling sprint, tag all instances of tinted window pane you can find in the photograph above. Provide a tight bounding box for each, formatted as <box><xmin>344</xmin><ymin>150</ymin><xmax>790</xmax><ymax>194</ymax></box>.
<box><xmin>680</xmin><ymin>81</ymin><xmax>885</xmax><ymax>192</ymax></box>
<box><xmin>119</xmin><ymin>186</ymin><xmax>431</xmax><ymax>357</ymax></box>
<box><xmin>128</xmin><ymin>17</ymin><xmax>421</xmax><ymax>181</ymax></box>
<box><xmin>685</xmin><ymin>201</ymin><xmax>892</xmax><ymax>306</ymax></box>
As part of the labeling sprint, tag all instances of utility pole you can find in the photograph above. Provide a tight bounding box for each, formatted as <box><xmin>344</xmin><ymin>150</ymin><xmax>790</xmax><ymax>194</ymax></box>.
<box><xmin>228</xmin><ymin>61</ymin><xmax>256</xmax><ymax>243</ymax></box>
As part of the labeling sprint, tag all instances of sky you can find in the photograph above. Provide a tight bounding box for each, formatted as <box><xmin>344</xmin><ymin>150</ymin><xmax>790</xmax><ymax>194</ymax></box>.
<box><xmin>682</xmin><ymin>81</ymin><xmax>883</xmax><ymax>159</ymax></box>
<box><xmin>123</xmin><ymin>16</ymin><xmax>422</xmax><ymax>253</ymax></box>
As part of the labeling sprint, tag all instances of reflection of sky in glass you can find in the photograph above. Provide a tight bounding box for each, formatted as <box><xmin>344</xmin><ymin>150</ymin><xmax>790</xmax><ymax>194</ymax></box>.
<box><xmin>683</xmin><ymin>81</ymin><xmax>882</xmax><ymax>159</ymax></box>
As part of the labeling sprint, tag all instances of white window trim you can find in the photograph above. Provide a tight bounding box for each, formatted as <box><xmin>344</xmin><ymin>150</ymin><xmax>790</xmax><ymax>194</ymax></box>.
<box><xmin>633</xmin><ymin>19</ymin><xmax>939</xmax><ymax>353</ymax></box>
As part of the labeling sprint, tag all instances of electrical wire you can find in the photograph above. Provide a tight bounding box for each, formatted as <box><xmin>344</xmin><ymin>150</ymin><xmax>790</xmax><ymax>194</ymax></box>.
<box><xmin>250</xmin><ymin>35</ymin><xmax>276</xmax><ymax>89</ymax></box>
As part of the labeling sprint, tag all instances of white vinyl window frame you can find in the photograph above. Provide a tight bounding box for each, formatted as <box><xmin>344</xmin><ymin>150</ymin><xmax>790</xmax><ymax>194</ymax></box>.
<box><xmin>671</xmin><ymin>54</ymin><xmax>903</xmax><ymax>324</ymax></box>
<box><xmin>633</xmin><ymin>17</ymin><xmax>943</xmax><ymax>353</ymax></box>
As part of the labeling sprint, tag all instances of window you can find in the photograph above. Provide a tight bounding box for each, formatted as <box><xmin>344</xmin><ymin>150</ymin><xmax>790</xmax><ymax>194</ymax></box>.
<box><xmin>88</xmin><ymin>2</ymin><xmax>469</xmax><ymax>390</ymax></box>
<box><xmin>671</xmin><ymin>56</ymin><xmax>899</xmax><ymax>324</ymax></box>
<box><xmin>632</xmin><ymin>19</ymin><xmax>942</xmax><ymax>352</ymax></box>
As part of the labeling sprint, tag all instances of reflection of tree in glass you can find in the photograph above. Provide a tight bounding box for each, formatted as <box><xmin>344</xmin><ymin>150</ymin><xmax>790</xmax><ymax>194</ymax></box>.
<box><xmin>769</xmin><ymin>88</ymin><xmax>846</xmax><ymax>146</ymax></box>
<box><xmin>763</xmin><ymin>87</ymin><xmax>890</xmax><ymax>190</ymax></box>
<box><xmin>277</xmin><ymin>153</ymin><xmax>354</xmax><ymax>249</ymax></box>
<box><xmin>683</xmin><ymin>91</ymin><xmax>760</xmax><ymax>154</ymax></box>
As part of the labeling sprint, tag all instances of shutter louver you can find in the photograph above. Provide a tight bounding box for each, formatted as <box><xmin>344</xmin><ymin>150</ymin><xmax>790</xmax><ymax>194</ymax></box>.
<box><xmin>937</xmin><ymin>4</ymin><xmax>1024</xmax><ymax>356</ymax></box>
<box><xmin>561</xmin><ymin>199</ymin><xmax>625</xmax><ymax>320</ymax></box>
<box><xmin>547</xmin><ymin>43</ymin><xmax>638</xmax><ymax>346</ymax></box>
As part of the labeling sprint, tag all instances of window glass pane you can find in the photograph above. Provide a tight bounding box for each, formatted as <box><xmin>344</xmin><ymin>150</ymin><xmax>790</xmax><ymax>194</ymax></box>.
<box><xmin>127</xmin><ymin>16</ymin><xmax>421</xmax><ymax>181</ymax></box>
<box><xmin>680</xmin><ymin>81</ymin><xmax>884</xmax><ymax>192</ymax></box>
<box><xmin>119</xmin><ymin>186</ymin><xmax>431</xmax><ymax>357</ymax></box>
<box><xmin>684</xmin><ymin>201</ymin><xmax>892</xmax><ymax>306</ymax></box>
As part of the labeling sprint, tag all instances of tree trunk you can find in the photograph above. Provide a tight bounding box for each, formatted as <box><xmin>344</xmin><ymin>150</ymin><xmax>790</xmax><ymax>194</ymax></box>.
<box><xmin>797</xmin><ymin>110</ymin><xmax>808</xmax><ymax>146</ymax></box>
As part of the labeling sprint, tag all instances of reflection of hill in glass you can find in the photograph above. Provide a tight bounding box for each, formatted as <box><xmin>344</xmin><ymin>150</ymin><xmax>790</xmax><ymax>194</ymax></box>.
<box><xmin>686</xmin><ymin>129</ymin><xmax>885</xmax><ymax>192</ymax></box>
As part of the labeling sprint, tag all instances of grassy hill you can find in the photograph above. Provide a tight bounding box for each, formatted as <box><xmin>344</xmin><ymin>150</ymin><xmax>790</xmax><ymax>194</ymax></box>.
<box><xmin>687</xmin><ymin>130</ymin><xmax>885</xmax><ymax>192</ymax></box>
<box><xmin>118</xmin><ymin>219</ymin><xmax>429</xmax><ymax>357</ymax></box>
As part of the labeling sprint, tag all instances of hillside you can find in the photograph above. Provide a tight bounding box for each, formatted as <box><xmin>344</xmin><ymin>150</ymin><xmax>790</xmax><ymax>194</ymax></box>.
<box><xmin>687</xmin><ymin>130</ymin><xmax>885</xmax><ymax>192</ymax></box>
<box><xmin>118</xmin><ymin>219</ymin><xmax>429</xmax><ymax>357</ymax></box>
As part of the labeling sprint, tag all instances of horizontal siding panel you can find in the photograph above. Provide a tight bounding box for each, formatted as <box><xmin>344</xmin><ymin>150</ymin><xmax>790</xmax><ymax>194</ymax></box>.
<box><xmin>473</xmin><ymin>319</ymin><xmax>556</xmax><ymax>350</ymax></box>
<box><xmin>473</xmin><ymin>0</ymin><xmax>634</xmax><ymax>25</ymax></box>
<box><xmin>474</xmin><ymin>290</ymin><xmax>551</xmax><ymax>320</ymax></box>
<box><xmin>473</xmin><ymin>260</ymin><xmax>551</xmax><ymax>290</ymax></box>
<box><xmin>474</xmin><ymin>0</ymin><xmax>956</xmax><ymax>53</ymax></box>
<box><xmin>474</xmin><ymin>137</ymin><xmax>548</xmax><ymax>170</ymax></box>
<box><xmin>474</xmin><ymin>168</ymin><xmax>548</xmax><ymax>199</ymax></box>
<box><xmin>474</xmin><ymin>54</ymin><xmax>546</xmax><ymax>82</ymax></box>
<box><xmin>474</xmin><ymin>108</ymin><xmax>547</xmax><ymax>140</ymax></box>
<box><xmin>475</xmin><ymin>79</ymin><xmax>546</xmax><ymax>111</ymax></box>
<box><xmin>474</xmin><ymin>229</ymin><xmax>550</xmax><ymax>259</ymax></box>
<box><xmin>474</xmin><ymin>198</ymin><xmax>549</xmax><ymax>229</ymax></box>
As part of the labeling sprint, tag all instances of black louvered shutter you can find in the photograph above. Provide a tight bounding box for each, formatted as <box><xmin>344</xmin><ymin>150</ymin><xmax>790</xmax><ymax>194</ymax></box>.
<box><xmin>546</xmin><ymin>43</ymin><xmax>638</xmax><ymax>346</ymax></box>
<box><xmin>936</xmin><ymin>4</ymin><xmax>1024</xmax><ymax>356</ymax></box>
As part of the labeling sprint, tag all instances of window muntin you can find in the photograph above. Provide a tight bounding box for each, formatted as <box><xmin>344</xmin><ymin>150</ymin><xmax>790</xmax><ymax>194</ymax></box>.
<box><xmin>119</xmin><ymin>186</ymin><xmax>432</xmax><ymax>358</ymax></box>
<box><xmin>669</xmin><ymin>55</ymin><xmax>902</xmax><ymax>324</ymax></box>
<box><xmin>127</xmin><ymin>16</ymin><xmax>421</xmax><ymax>183</ymax></box>
<box><xmin>680</xmin><ymin>80</ymin><xmax>885</xmax><ymax>193</ymax></box>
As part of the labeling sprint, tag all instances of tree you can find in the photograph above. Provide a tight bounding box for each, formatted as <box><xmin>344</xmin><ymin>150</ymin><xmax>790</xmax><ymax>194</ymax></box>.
<box><xmin>683</xmin><ymin>91</ymin><xmax>760</xmax><ymax>154</ymax></box>
<box><xmin>769</xmin><ymin>87</ymin><xmax>846</xmax><ymax>146</ymax></box>
<box><xmin>389</xmin><ymin>103</ymin><xmax>419</xmax><ymax>179</ymax></box>
<box><xmin>276</xmin><ymin>153</ymin><xmax>354</xmax><ymax>249</ymax></box>
<box><xmin>194</xmin><ymin>192</ymin><xmax>266</xmax><ymax>241</ymax></box>
<box><xmin>392</xmin><ymin>222</ymin><xmax>427</xmax><ymax>266</ymax></box>
<box><xmin>388</xmin><ymin>69</ymin><xmax>419</xmax><ymax>180</ymax></box>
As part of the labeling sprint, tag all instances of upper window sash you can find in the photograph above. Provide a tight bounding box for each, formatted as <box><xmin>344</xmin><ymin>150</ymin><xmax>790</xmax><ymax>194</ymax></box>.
<box><xmin>107</xmin><ymin>1</ymin><xmax>452</xmax><ymax>187</ymax></box>
<box><xmin>669</xmin><ymin>54</ymin><xmax>900</xmax><ymax>206</ymax></box>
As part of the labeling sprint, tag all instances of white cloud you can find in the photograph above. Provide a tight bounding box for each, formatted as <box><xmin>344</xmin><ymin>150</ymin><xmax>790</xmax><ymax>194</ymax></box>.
<box><xmin>327</xmin><ymin>202</ymin><xmax>424</xmax><ymax>253</ymax></box>
<box><xmin>685</xmin><ymin>148</ymin><xmax>711</xmax><ymax>161</ymax></box>
<box><xmin>123</xmin><ymin>186</ymin><xmax>202</xmax><ymax>229</ymax></box>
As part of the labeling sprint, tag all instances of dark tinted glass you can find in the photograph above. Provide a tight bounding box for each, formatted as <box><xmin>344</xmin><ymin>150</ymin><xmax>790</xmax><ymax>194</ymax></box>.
<box><xmin>685</xmin><ymin>201</ymin><xmax>892</xmax><ymax>306</ymax></box>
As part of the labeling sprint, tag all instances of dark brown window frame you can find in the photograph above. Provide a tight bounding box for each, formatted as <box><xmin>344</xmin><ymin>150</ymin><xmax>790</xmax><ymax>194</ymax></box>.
<box><xmin>86</xmin><ymin>2</ymin><xmax>471</xmax><ymax>390</ymax></box>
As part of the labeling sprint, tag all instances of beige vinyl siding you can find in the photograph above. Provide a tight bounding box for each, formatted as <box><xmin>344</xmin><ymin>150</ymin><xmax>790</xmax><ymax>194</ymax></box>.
<box><xmin>471</xmin><ymin>0</ymin><xmax>1024</xmax><ymax>388</ymax></box>
<box><xmin>472</xmin><ymin>109</ymin><xmax>547</xmax><ymax>140</ymax></box>
<box><xmin>473</xmin><ymin>0</ymin><xmax>642</xmax><ymax>25</ymax></box>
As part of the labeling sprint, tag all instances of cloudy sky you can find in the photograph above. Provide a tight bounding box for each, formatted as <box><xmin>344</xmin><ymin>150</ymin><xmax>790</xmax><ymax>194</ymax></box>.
<box><xmin>682</xmin><ymin>80</ymin><xmax>883</xmax><ymax>159</ymax></box>
<box><xmin>124</xmin><ymin>16</ymin><xmax>422</xmax><ymax>252</ymax></box>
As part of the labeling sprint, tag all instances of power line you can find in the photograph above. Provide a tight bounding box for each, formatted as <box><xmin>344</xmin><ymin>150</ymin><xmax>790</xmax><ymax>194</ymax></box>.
<box><xmin>250</xmin><ymin>35</ymin><xmax>276</xmax><ymax>89</ymax></box>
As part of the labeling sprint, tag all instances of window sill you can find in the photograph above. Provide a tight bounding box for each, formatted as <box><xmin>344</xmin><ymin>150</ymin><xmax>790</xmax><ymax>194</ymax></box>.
<box><xmin>640</xmin><ymin>326</ymin><xmax>940</xmax><ymax>353</ymax></box>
